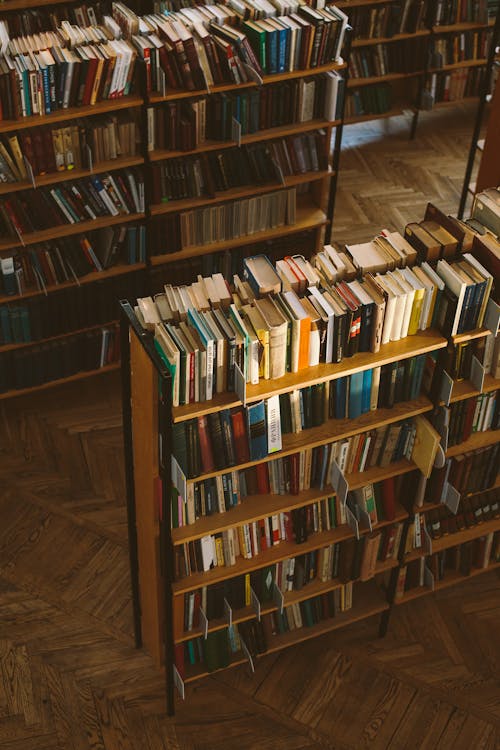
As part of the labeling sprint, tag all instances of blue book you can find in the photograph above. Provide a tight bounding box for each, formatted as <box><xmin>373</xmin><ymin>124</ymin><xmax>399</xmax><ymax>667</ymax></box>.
<box><xmin>246</xmin><ymin>400</ymin><xmax>268</xmax><ymax>460</ymax></box>
<box><xmin>334</xmin><ymin>376</ymin><xmax>347</xmax><ymax>418</ymax></box>
<box><xmin>262</xmin><ymin>22</ymin><xmax>278</xmax><ymax>74</ymax></box>
<box><xmin>361</xmin><ymin>369</ymin><xmax>373</xmax><ymax>414</ymax></box>
<box><xmin>127</xmin><ymin>225</ymin><xmax>137</xmax><ymax>264</ymax></box>
<box><xmin>348</xmin><ymin>371</ymin><xmax>364</xmax><ymax>419</ymax></box>
<box><xmin>0</xmin><ymin>306</ymin><xmax>12</xmax><ymax>343</ymax></box>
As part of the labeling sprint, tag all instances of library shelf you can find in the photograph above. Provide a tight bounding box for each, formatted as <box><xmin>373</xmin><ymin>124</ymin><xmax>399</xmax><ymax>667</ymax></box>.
<box><xmin>428</xmin><ymin>59</ymin><xmax>488</xmax><ymax>74</ymax></box>
<box><xmin>451</xmin><ymin>327</ymin><xmax>491</xmax><ymax>345</ymax></box>
<box><xmin>431</xmin><ymin>96</ymin><xmax>480</xmax><ymax>110</ymax></box>
<box><xmin>449</xmin><ymin>373</ymin><xmax>499</xmax><ymax>403</ymax></box>
<box><xmin>149</xmin><ymin>201</ymin><xmax>328</xmax><ymax>265</ymax></box>
<box><xmin>405</xmin><ymin>516</ymin><xmax>500</xmax><ymax>562</ymax></box>
<box><xmin>0</xmin><ymin>320</ymin><xmax>118</xmax><ymax>354</ymax></box>
<box><xmin>337</xmin><ymin>0</ymin><xmax>398</xmax><ymax>7</ymax></box>
<box><xmin>148</xmin><ymin>119</ymin><xmax>341</xmax><ymax>162</ymax></box>
<box><xmin>412</xmin><ymin>479</ymin><xmax>500</xmax><ymax>515</ymax></box>
<box><xmin>352</xmin><ymin>29</ymin><xmax>430</xmax><ymax>47</ymax></box>
<box><xmin>148</xmin><ymin>61</ymin><xmax>349</xmax><ymax>104</ymax></box>
<box><xmin>149</xmin><ymin>169</ymin><xmax>332</xmax><ymax>217</ymax></box>
<box><xmin>395</xmin><ymin>561</ymin><xmax>500</xmax><ymax>605</ymax></box>
<box><xmin>0</xmin><ymin>212</ymin><xmax>146</xmax><ymax>253</ymax></box>
<box><xmin>0</xmin><ymin>155</ymin><xmax>145</xmax><ymax>196</ymax></box>
<box><xmin>445</xmin><ymin>428</ymin><xmax>500</xmax><ymax>457</ymax></box>
<box><xmin>0</xmin><ymin>96</ymin><xmax>143</xmax><ymax>134</ymax></box>
<box><xmin>0</xmin><ymin>263</ymin><xmax>146</xmax><ymax>305</ymax></box>
<box><xmin>431</xmin><ymin>20</ymin><xmax>495</xmax><ymax>34</ymax></box>
<box><xmin>172</xmin><ymin>503</ymin><xmax>408</xmax><ymax>594</ymax></box>
<box><xmin>344</xmin><ymin>107</ymin><xmax>413</xmax><ymax>125</ymax></box>
<box><xmin>0</xmin><ymin>362</ymin><xmax>120</xmax><ymax>401</ymax></box>
<box><xmin>348</xmin><ymin>71</ymin><xmax>424</xmax><ymax>88</ymax></box>
<box><xmin>0</xmin><ymin>0</ymin><xmax>76</xmax><ymax>10</ymax></box>
<box><xmin>172</xmin><ymin>330</ymin><xmax>448</xmax><ymax>422</ymax></box>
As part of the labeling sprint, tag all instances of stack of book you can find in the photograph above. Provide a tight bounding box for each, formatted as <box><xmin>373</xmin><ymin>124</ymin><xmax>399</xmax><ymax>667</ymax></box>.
<box><xmin>420</xmin><ymin>442</ymin><xmax>499</xmax><ymax>502</ymax></box>
<box><xmin>445</xmin><ymin>391</ymin><xmax>498</xmax><ymax>447</ymax></box>
<box><xmin>426</xmin><ymin>66</ymin><xmax>486</xmax><ymax>104</ymax></box>
<box><xmin>430</xmin><ymin>0</ymin><xmax>491</xmax><ymax>25</ymax></box>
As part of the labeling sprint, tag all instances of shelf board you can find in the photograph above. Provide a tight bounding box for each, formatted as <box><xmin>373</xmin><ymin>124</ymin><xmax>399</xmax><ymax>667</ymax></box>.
<box><xmin>449</xmin><ymin>373</ymin><xmax>499</xmax><ymax>403</ymax></box>
<box><xmin>172</xmin><ymin>329</ymin><xmax>448</xmax><ymax>423</ymax></box>
<box><xmin>348</xmin><ymin>71</ymin><xmax>424</xmax><ymax>88</ymax></box>
<box><xmin>431</xmin><ymin>96</ymin><xmax>480</xmax><ymax>110</ymax></box>
<box><xmin>172</xmin><ymin>500</ymin><xmax>408</xmax><ymax>593</ymax></box>
<box><xmin>150</xmin><ymin>169</ymin><xmax>332</xmax><ymax>217</ymax></box>
<box><xmin>428</xmin><ymin>58</ymin><xmax>487</xmax><ymax>74</ymax></box>
<box><xmin>451</xmin><ymin>326</ymin><xmax>491</xmax><ymax>345</ymax></box>
<box><xmin>148</xmin><ymin>61</ymin><xmax>348</xmax><ymax>104</ymax></box>
<box><xmin>0</xmin><ymin>263</ymin><xmax>146</xmax><ymax>305</ymax></box>
<box><xmin>432</xmin><ymin>20</ymin><xmax>493</xmax><ymax>33</ymax></box>
<box><xmin>0</xmin><ymin>362</ymin><xmax>119</xmax><ymax>400</ymax></box>
<box><xmin>186</xmin><ymin>395</ymin><xmax>433</xmax><ymax>485</ymax></box>
<box><xmin>0</xmin><ymin>212</ymin><xmax>145</xmax><ymax>253</ymax></box>
<box><xmin>337</xmin><ymin>0</ymin><xmax>398</xmax><ymax>7</ymax></box>
<box><xmin>0</xmin><ymin>0</ymin><xmax>74</xmax><ymax>9</ymax></box>
<box><xmin>0</xmin><ymin>95</ymin><xmax>143</xmax><ymax>134</ymax></box>
<box><xmin>172</xmin><ymin>477</ymin><xmax>409</xmax><ymax>549</ymax></box>
<box><xmin>414</xmin><ymin>477</ymin><xmax>500</xmax><ymax>515</ymax></box>
<box><xmin>352</xmin><ymin>29</ymin><xmax>430</xmax><ymax>47</ymax></box>
<box><xmin>150</xmin><ymin>198</ymin><xmax>327</xmax><ymax>264</ymax></box>
<box><xmin>0</xmin><ymin>320</ymin><xmax>117</xmax><ymax>354</ymax></box>
<box><xmin>395</xmin><ymin>560</ymin><xmax>500</xmax><ymax>604</ymax></box>
<box><xmin>0</xmin><ymin>155</ymin><xmax>144</xmax><ymax>196</ymax></box>
<box><xmin>445</xmin><ymin>428</ymin><xmax>500</xmax><ymax>457</ymax></box>
<box><xmin>344</xmin><ymin>106</ymin><xmax>413</xmax><ymax>124</ymax></box>
<box><xmin>405</xmin><ymin>516</ymin><xmax>500</xmax><ymax>561</ymax></box>
<box><xmin>148</xmin><ymin>119</ymin><xmax>340</xmax><ymax>162</ymax></box>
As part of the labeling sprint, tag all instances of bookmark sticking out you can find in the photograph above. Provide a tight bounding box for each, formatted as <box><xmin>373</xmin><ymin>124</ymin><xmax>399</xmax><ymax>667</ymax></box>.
<box><xmin>442</xmin><ymin>481</ymin><xmax>460</xmax><ymax>515</ymax></box>
<box><xmin>173</xmin><ymin>665</ymin><xmax>185</xmax><ymax>700</ymax></box>
<box><xmin>171</xmin><ymin>456</ymin><xmax>187</xmax><ymax>502</ymax></box>
<box><xmin>231</xmin><ymin>117</ymin><xmax>242</xmax><ymax>147</ymax></box>
<box><xmin>250</xmin><ymin>586</ymin><xmax>261</xmax><ymax>621</ymax></box>
<box><xmin>240</xmin><ymin>61</ymin><xmax>263</xmax><ymax>85</ymax></box>
<box><xmin>470</xmin><ymin>355</ymin><xmax>485</xmax><ymax>393</ymax></box>
<box><xmin>330</xmin><ymin>458</ymin><xmax>348</xmax><ymax>505</ymax></box>
<box><xmin>345</xmin><ymin>504</ymin><xmax>359</xmax><ymax>540</ymax></box>
<box><xmin>199</xmin><ymin>607</ymin><xmax>209</xmax><ymax>639</ymax></box>
<box><xmin>240</xmin><ymin>635</ymin><xmax>255</xmax><ymax>673</ymax></box>
<box><xmin>224</xmin><ymin>597</ymin><xmax>232</xmax><ymax>627</ymax></box>
<box><xmin>272</xmin><ymin>581</ymin><xmax>284</xmax><ymax>614</ymax></box>
<box><xmin>23</xmin><ymin>156</ymin><xmax>36</xmax><ymax>188</ymax></box>
<box><xmin>234</xmin><ymin>362</ymin><xmax>246</xmax><ymax>406</ymax></box>
<box><xmin>433</xmin><ymin>443</ymin><xmax>446</xmax><ymax>470</ymax></box>
<box><xmin>438</xmin><ymin>370</ymin><xmax>454</xmax><ymax>407</ymax></box>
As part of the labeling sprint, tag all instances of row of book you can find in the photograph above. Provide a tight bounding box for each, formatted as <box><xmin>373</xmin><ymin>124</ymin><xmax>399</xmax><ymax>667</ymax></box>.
<box><xmin>424</xmin><ymin>65</ymin><xmax>485</xmax><ymax>105</ymax></box>
<box><xmin>421</xmin><ymin>442</ymin><xmax>499</xmax><ymax>502</ymax></box>
<box><xmin>350</xmin><ymin>38</ymin><xmax>427</xmax><ymax>80</ymax></box>
<box><xmin>0</xmin><ymin>225</ymin><xmax>146</xmax><ymax>298</ymax></box>
<box><xmin>349</xmin><ymin>0</ymin><xmax>427</xmax><ymax>40</ymax></box>
<box><xmin>1</xmin><ymin>4</ymin><xmax>104</xmax><ymax>37</ymax></box>
<box><xmin>346</xmin><ymin>83</ymin><xmax>394</xmax><ymax>118</ymax></box>
<box><xmin>0</xmin><ymin>324</ymin><xmax>120</xmax><ymax>393</ymax></box>
<box><xmin>150</xmin><ymin>132</ymin><xmax>326</xmax><ymax>203</ymax></box>
<box><xmin>424</xmin><ymin>495</ymin><xmax>499</xmax><ymax>544</ymax></box>
<box><xmin>0</xmin><ymin>169</ymin><xmax>144</xmax><ymax>241</ymax></box>
<box><xmin>443</xmin><ymin>391</ymin><xmax>498</xmax><ymax>447</ymax></box>
<box><xmin>127</xmin><ymin>3</ymin><xmax>348</xmax><ymax>94</ymax></box>
<box><xmin>0</xmin><ymin>25</ymin><xmax>139</xmax><ymax>121</ymax></box>
<box><xmin>0</xmin><ymin>273</ymin><xmax>141</xmax><ymax>344</ymax></box>
<box><xmin>146</xmin><ymin>72</ymin><xmax>344</xmax><ymax>152</ymax></box>
<box><xmin>431</xmin><ymin>0</ymin><xmax>494</xmax><ymax>26</ymax></box>
<box><xmin>0</xmin><ymin>113</ymin><xmax>138</xmax><ymax>184</ymax></box>
<box><xmin>428</xmin><ymin>29</ymin><xmax>490</xmax><ymax>68</ymax></box>
<box><xmin>396</xmin><ymin>532</ymin><xmax>499</xmax><ymax>598</ymax></box>
<box><xmin>175</xmin><ymin>582</ymin><xmax>356</xmax><ymax>676</ymax></box>
<box><xmin>181</xmin><ymin>524</ymin><xmax>403</xmax><ymax>631</ymax></box>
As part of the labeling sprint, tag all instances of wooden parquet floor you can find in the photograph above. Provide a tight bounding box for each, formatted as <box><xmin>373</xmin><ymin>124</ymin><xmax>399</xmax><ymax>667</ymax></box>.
<box><xmin>1</xmin><ymin>107</ymin><xmax>499</xmax><ymax>750</ymax></box>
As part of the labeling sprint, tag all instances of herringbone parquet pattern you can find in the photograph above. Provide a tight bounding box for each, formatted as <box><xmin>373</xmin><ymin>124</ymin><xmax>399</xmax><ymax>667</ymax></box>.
<box><xmin>1</xmin><ymin>106</ymin><xmax>499</xmax><ymax>750</ymax></box>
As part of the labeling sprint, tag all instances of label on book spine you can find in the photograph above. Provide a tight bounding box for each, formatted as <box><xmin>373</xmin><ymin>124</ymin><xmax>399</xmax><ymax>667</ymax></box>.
<box><xmin>250</xmin><ymin>586</ymin><xmax>261</xmax><ymax>621</ymax></box>
<box><xmin>173</xmin><ymin>665</ymin><xmax>185</xmax><ymax>699</ymax></box>
<box><xmin>330</xmin><ymin>458</ymin><xmax>348</xmax><ymax>506</ymax></box>
<box><xmin>266</xmin><ymin>394</ymin><xmax>282</xmax><ymax>453</ymax></box>
<box><xmin>234</xmin><ymin>362</ymin><xmax>246</xmax><ymax>406</ymax></box>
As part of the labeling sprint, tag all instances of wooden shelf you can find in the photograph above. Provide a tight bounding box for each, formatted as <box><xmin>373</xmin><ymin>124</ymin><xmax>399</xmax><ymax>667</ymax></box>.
<box><xmin>0</xmin><ymin>320</ymin><xmax>117</xmax><ymax>354</ymax></box>
<box><xmin>172</xmin><ymin>478</ymin><xmax>409</xmax><ymax>549</ymax></box>
<box><xmin>451</xmin><ymin>326</ymin><xmax>491</xmax><ymax>344</ymax></box>
<box><xmin>432</xmin><ymin>20</ymin><xmax>494</xmax><ymax>34</ymax></box>
<box><xmin>172</xmin><ymin>329</ymin><xmax>448</xmax><ymax>422</ymax></box>
<box><xmin>0</xmin><ymin>155</ymin><xmax>144</xmax><ymax>196</ymax></box>
<box><xmin>148</xmin><ymin>119</ymin><xmax>340</xmax><ymax>162</ymax></box>
<box><xmin>395</xmin><ymin>561</ymin><xmax>500</xmax><ymax>604</ymax></box>
<box><xmin>148</xmin><ymin>62</ymin><xmax>348</xmax><ymax>104</ymax></box>
<box><xmin>184</xmin><ymin>395</ymin><xmax>433</xmax><ymax>485</ymax></box>
<box><xmin>431</xmin><ymin>96</ymin><xmax>480</xmax><ymax>109</ymax></box>
<box><xmin>348</xmin><ymin>71</ymin><xmax>424</xmax><ymax>88</ymax></box>
<box><xmin>429</xmin><ymin>59</ymin><xmax>487</xmax><ymax>74</ymax></box>
<box><xmin>337</xmin><ymin>0</ymin><xmax>398</xmax><ymax>7</ymax></box>
<box><xmin>0</xmin><ymin>0</ymin><xmax>75</xmax><ymax>9</ymax></box>
<box><xmin>0</xmin><ymin>263</ymin><xmax>146</xmax><ymax>305</ymax></box>
<box><xmin>352</xmin><ymin>29</ymin><xmax>430</xmax><ymax>47</ymax></box>
<box><xmin>445</xmin><ymin>428</ymin><xmax>500</xmax><ymax>457</ymax></box>
<box><xmin>0</xmin><ymin>96</ymin><xmax>143</xmax><ymax>134</ymax></box>
<box><xmin>172</xmin><ymin>501</ymin><xmax>408</xmax><ymax>593</ymax></box>
<box><xmin>449</xmin><ymin>373</ymin><xmax>499</xmax><ymax>403</ymax></box>
<box><xmin>176</xmin><ymin>558</ymin><xmax>397</xmax><ymax>644</ymax></box>
<box><xmin>150</xmin><ymin>197</ymin><xmax>327</xmax><ymax>265</ymax></box>
<box><xmin>345</xmin><ymin>106</ymin><xmax>413</xmax><ymax>124</ymax></box>
<box><xmin>0</xmin><ymin>362</ymin><xmax>119</xmax><ymax>401</ymax></box>
<box><xmin>405</xmin><ymin>516</ymin><xmax>500</xmax><ymax>561</ymax></box>
<box><xmin>414</xmin><ymin>476</ymin><xmax>500</xmax><ymax>514</ymax></box>
<box><xmin>0</xmin><ymin>212</ymin><xmax>145</xmax><ymax>253</ymax></box>
<box><xmin>150</xmin><ymin>169</ymin><xmax>332</xmax><ymax>217</ymax></box>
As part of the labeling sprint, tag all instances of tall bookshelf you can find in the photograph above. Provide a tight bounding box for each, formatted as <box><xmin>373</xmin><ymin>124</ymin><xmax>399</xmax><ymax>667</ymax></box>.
<box><xmin>121</xmin><ymin>292</ymin><xmax>458</xmax><ymax>712</ymax></box>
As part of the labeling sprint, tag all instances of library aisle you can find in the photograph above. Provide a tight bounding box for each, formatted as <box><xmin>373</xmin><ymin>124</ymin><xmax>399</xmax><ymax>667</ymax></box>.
<box><xmin>0</xmin><ymin>103</ymin><xmax>499</xmax><ymax>750</ymax></box>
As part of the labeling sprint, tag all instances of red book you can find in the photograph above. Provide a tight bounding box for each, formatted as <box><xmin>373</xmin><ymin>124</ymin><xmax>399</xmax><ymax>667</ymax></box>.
<box><xmin>197</xmin><ymin>415</ymin><xmax>214</xmax><ymax>473</ymax></box>
<box><xmin>230</xmin><ymin>407</ymin><xmax>250</xmax><ymax>464</ymax></box>
<box><xmin>381</xmin><ymin>477</ymin><xmax>396</xmax><ymax>521</ymax></box>
<box><xmin>256</xmin><ymin>463</ymin><xmax>270</xmax><ymax>495</ymax></box>
<box><xmin>82</xmin><ymin>55</ymin><xmax>99</xmax><ymax>106</ymax></box>
<box><xmin>289</xmin><ymin>452</ymin><xmax>300</xmax><ymax>495</ymax></box>
<box><xmin>258</xmin><ymin>518</ymin><xmax>268</xmax><ymax>551</ymax></box>
<box><xmin>380</xmin><ymin>524</ymin><xmax>396</xmax><ymax>560</ymax></box>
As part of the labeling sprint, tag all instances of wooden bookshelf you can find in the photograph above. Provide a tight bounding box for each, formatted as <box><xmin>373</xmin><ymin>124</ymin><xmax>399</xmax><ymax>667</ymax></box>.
<box><xmin>449</xmin><ymin>374</ymin><xmax>499</xmax><ymax>403</ymax></box>
<box><xmin>0</xmin><ymin>320</ymin><xmax>118</xmax><ymax>354</ymax></box>
<box><xmin>445</xmin><ymin>428</ymin><xmax>500</xmax><ymax>457</ymax></box>
<box><xmin>348</xmin><ymin>71</ymin><xmax>424</xmax><ymax>88</ymax></box>
<box><xmin>352</xmin><ymin>29</ymin><xmax>430</xmax><ymax>47</ymax></box>
<box><xmin>428</xmin><ymin>59</ymin><xmax>488</xmax><ymax>74</ymax></box>
<box><xmin>0</xmin><ymin>362</ymin><xmax>120</xmax><ymax>401</ymax></box>
<box><xmin>451</xmin><ymin>326</ymin><xmax>491</xmax><ymax>344</ymax></box>
<box><xmin>344</xmin><ymin>107</ymin><xmax>412</xmax><ymax>124</ymax></box>
<box><xmin>405</xmin><ymin>517</ymin><xmax>500</xmax><ymax>562</ymax></box>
